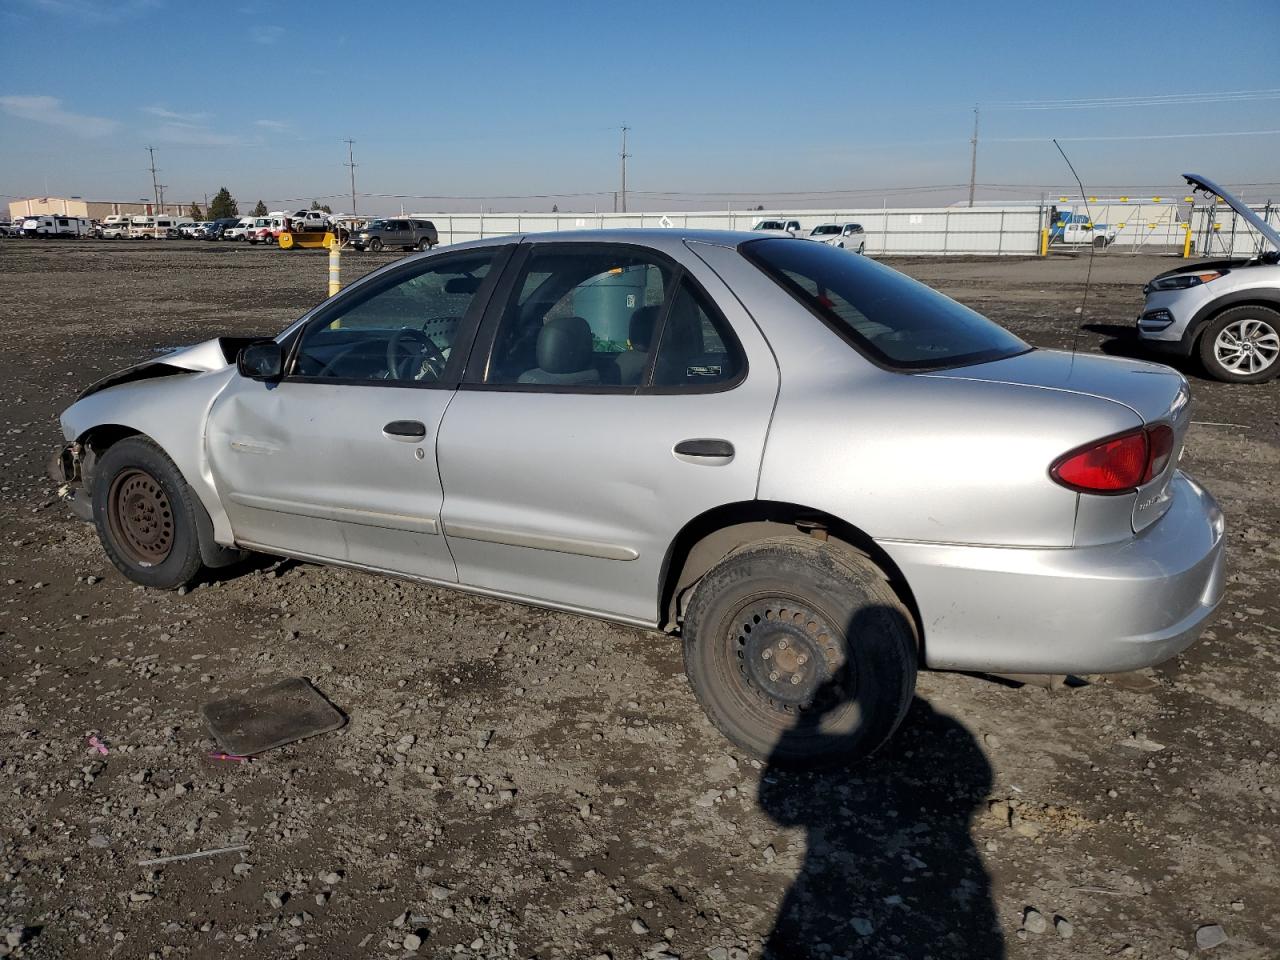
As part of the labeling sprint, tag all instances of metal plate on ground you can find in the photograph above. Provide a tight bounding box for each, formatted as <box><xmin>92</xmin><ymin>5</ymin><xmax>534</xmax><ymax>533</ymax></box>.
<box><xmin>201</xmin><ymin>678</ymin><xmax>345</xmax><ymax>757</ymax></box>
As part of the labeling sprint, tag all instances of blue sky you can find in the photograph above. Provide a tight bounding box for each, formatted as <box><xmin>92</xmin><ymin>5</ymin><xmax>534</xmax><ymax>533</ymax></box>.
<box><xmin>2</xmin><ymin>0</ymin><xmax>1278</xmax><ymax>214</ymax></box>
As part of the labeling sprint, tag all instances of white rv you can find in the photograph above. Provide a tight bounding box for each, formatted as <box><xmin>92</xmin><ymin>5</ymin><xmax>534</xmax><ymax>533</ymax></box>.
<box><xmin>20</xmin><ymin>215</ymin><xmax>93</xmax><ymax>238</ymax></box>
<box><xmin>129</xmin><ymin>215</ymin><xmax>181</xmax><ymax>239</ymax></box>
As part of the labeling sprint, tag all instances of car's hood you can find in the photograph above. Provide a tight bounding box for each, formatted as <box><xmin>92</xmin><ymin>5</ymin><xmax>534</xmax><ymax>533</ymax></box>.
<box><xmin>920</xmin><ymin>348</ymin><xmax>1189</xmax><ymax>426</ymax></box>
<box><xmin>1184</xmin><ymin>172</ymin><xmax>1280</xmax><ymax>252</ymax></box>
<box><xmin>77</xmin><ymin>336</ymin><xmax>259</xmax><ymax>400</ymax></box>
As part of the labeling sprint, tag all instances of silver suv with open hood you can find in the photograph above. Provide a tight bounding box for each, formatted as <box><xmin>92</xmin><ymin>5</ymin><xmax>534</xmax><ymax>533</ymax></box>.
<box><xmin>1137</xmin><ymin>173</ymin><xmax>1280</xmax><ymax>383</ymax></box>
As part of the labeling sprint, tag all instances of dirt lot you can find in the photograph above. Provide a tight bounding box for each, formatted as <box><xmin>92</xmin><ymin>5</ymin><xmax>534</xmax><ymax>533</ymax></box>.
<box><xmin>0</xmin><ymin>240</ymin><xmax>1277</xmax><ymax>960</ymax></box>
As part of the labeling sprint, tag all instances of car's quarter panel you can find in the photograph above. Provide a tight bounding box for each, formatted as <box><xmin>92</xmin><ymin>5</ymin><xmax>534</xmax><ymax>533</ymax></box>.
<box><xmin>691</xmin><ymin>240</ymin><xmax>1141</xmax><ymax>548</ymax></box>
<box><xmin>880</xmin><ymin>471</ymin><xmax>1225</xmax><ymax>673</ymax></box>
<box><xmin>436</xmin><ymin>238</ymin><xmax>780</xmax><ymax>625</ymax></box>
<box><xmin>205</xmin><ymin>379</ymin><xmax>459</xmax><ymax>581</ymax></box>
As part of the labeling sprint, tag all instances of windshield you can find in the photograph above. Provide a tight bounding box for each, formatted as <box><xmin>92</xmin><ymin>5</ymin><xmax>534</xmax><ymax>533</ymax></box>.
<box><xmin>368</xmin><ymin>219</ymin><xmax>387</xmax><ymax>230</ymax></box>
<box><xmin>811</xmin><ymin>225</ymin><xmax>840</xmax><ymax>235</ymax></box>
<box><xmin>744</xmin><ymin>238</ymin><xmax>1029</xmax><ymax>370</ymax></box>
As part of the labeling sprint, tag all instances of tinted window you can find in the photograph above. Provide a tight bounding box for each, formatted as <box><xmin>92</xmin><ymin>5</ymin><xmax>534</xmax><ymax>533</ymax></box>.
<box><xmin>292</xmin><ymin>252</ymin><xmax>494</xmax><ymax>383</ymax></box>
<box><xmin>745</xmin><ymin>238</ymin><xmax>1028</xmax><ymax>369</ymax></box>
<box><xmin>651</xmin><ymin>280</ymin><xmax>742</xmax><ymax>388</ymax></box>
<box><xmin>482</xmin><ymin>248</ymin><xmax>674</xmax><ymax>388</ymax></box>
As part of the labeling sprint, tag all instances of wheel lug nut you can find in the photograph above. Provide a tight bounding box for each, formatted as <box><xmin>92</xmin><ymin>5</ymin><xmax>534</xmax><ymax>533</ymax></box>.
<box><xmin>778</xmin><ymin>639</ymin><xmax>788</xmax><ymax>649</ymax></box>
<box><xmin>796</xmin><ymin>654</ymin><xmax>808</xmax><ymax>665</ymax></box>
<box><xmin>769</xmin><ymin>671</ymin><xmax>780</xmax><ymax>682</ymax></box>
<box><xmin>761</xmin><ymin>649</ymin><xmax>772</xmax><ymax>660</ymax></box>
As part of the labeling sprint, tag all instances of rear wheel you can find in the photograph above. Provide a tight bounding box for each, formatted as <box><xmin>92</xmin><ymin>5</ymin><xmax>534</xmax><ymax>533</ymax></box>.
<box><xmin>92</xmin><ymin>437</ymin><xmax>205</xmax><ymax>590</ymax></box>
<box><xmin>682</xmin><ymin>536</ymin><xmax>916</xmax><ymax>768</ymax></box>
<box><xmin>417</xmin><ymin>237</ymin><xmax>431</xmax><ymax>251</ymax></box>
<box><xmin>1198</xmin><ymin>305</ymin><xmax>1280</xmax><ymax>383</ymax></box>
<box><xmin>1093</xmin><ymin>235</ymin><xmax>1108</xmax><ymax>249</ymax></box>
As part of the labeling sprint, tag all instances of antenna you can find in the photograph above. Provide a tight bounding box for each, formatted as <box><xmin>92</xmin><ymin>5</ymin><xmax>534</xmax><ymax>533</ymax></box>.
<box><xmin>1052</xmin><ymin>138</ymin><xmax>1097</xmax><ymax>371</ymax></box>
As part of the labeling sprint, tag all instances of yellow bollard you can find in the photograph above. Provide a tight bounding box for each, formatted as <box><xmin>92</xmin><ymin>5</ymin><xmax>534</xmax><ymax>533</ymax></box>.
<box><xmin>1182</xmin><ymin>226</ymin><xmax>1193</xmax><ymax>259</ymax></box>
<box><xmin>328</xmin><ymin>240</ymin><xmax>341</xmax><ymax>297</ymax></box>
<box><xmin>1039</xmin><ymin>228</ymin><xmax>1049</xmax><ymax>256</ymax></box>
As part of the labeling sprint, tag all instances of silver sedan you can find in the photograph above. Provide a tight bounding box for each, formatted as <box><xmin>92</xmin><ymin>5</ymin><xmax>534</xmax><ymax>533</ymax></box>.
<box><xmin>53</xmin><ymin>230</ymin><xmax>1225</xmax><ymax>766</ymax></box>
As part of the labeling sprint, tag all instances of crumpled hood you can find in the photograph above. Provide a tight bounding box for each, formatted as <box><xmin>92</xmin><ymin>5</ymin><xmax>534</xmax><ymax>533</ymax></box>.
<box><xmin>77</xmin><ymin>336</ymin><xmax>262</xmax><ymax>400</ymax></box>
<box><xmin>919</xmin><ymin>348</ymin><xmax>1189</xmax><ymax>426</ymax></box>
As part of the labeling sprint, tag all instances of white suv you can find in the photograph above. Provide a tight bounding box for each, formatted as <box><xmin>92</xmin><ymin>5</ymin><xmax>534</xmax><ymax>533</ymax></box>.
<box><xmin>1137</xmin><ymin>173</ymin><xmax>1280</xmax><ymax>383</ymax></box>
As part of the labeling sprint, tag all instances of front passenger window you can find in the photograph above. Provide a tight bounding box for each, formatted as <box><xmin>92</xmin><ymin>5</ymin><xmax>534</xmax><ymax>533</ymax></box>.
<box><xmin>292</xmin><ymin>252</ymin><xmax>494</xmax><ymax>383</ymax></box>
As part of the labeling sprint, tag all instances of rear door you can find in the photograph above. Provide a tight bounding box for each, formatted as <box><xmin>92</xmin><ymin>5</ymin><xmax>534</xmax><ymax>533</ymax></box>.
<box><xmin>436</xmin><ymin>240</ymin><xmax>779</xmax><ymax>624</ymax></box>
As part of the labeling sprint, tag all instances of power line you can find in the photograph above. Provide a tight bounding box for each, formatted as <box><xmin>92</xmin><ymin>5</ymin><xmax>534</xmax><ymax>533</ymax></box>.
<box><xmin>986</xmin><ymin>88</ymin><xmax>1280</xmax><ymax>110</ymax></box>
<box><xmin>990</xmin><ymin>128</ymin><xmax>1280</xmax><ymax>143</ymax></box>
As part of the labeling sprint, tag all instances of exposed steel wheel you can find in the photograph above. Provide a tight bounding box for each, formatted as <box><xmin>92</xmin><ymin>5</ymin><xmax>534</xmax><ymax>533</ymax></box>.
<box><xmin>682</xmin><ymin>536</ymin><xmax>916</xmax><ymax>767</ymax></box>
<box><xmin>91</xmin><ymin>436</ymin><xmax>206</xmax><ymax>589</ymax></box>
<box><xmin>106</xmin><ymin>468</ymin><xmax>174</xmax><ymax>566</ymax></box>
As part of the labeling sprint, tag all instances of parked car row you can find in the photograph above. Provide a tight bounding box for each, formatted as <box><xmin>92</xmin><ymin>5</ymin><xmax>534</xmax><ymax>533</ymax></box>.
<box><xmin>752</xmin><ymin>218</ymin><xmax>868</xmax><ymax>253</ymax></box>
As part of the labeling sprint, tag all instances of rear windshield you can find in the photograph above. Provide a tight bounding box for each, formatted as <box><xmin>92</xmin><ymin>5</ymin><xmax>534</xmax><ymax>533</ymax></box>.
<box><xmin>743</xmin><ymin>238</ymin><xmax>1029</xmax><ymax>370</ymax></box>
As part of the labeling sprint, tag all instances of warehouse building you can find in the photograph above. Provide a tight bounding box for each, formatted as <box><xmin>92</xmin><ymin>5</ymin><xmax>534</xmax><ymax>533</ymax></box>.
<box><xmin>8</xmin><ymin>197</ymin><xmax>190</xmax><ymax>221</ymax></box>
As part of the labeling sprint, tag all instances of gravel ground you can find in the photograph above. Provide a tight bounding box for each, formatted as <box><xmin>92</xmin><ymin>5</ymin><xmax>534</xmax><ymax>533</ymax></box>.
<box><xmin>0</xmin><ymin>239</ymin><xmax>1277</xmax><ymax>960</ymax></box>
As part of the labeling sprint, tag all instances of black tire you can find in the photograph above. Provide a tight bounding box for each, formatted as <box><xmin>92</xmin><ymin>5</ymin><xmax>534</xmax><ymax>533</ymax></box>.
<box><xmin>1092</xmin><ymin>235</ymin><xmax>1108</xmax><ymax>249</ymax></box>
<box><xmin>857</xmin><ymin>243</ymin><xmax>865</xmax><ymax>255</ymax></box>
<box><xmin>1197</xmin><ymin>304</ymin><xmax>1280</xmax><ymax>383</ymax></box>
<box><xmin>682</xmin><ymin>536</ymin><xmax>917</xmax><ymax>768</ymax></box>
<box><xmin>417</xmin><ymin>238</ymin><xmax>431</xmax><ymax>251</ymax></box>
<box><xmin>91</xmin><ymin>437</ymin><xmax>205</xmax><ymax>590</ymax></box>
<box><xmin>369</xmin><ymin>237</ymin><xmax>383</xmax><ymax>252</ymax></box>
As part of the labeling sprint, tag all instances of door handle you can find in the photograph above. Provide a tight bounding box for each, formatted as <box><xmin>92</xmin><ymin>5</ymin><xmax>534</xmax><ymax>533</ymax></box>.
<box><xmin>383</xmin><ymin>420</ymin><xmax>427</xmax><ymax>441</ymax></box>
<box><xmin>674</xmin><ymin>438</ymin><xmax>735</xmax><ymax>464</ymax></box>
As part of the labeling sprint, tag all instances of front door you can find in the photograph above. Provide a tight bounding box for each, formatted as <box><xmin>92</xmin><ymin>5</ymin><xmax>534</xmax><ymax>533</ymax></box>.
<box><xmin>437</xmin><ymin>241</ymin><xmax>779</xmax><ymax>624</ymax></box>
<box><xmin>206</xmin><ymin>245</ymin><xmax>510</xmax><ymax>580</ymax></box>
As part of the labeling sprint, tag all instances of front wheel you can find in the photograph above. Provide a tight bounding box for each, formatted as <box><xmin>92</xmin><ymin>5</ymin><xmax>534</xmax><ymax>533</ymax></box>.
<box><xmin>682</xmin><ymin>536</ymin><xmax>916</xmax><ymax>768</ymax></box>
<box><xmin>91</xmin><ymin>437</ymin><xmax>205</xmax><ymax>589</ymax></box>
<box><xmin>1198</xmin><ymin>305</ymin><xmax>1280</xmax><ymax>383</ymax></box>
<box><xmin>369</xmin><ymin>237</ymin><xmax>383</xmax><ymax>252</ymax></box>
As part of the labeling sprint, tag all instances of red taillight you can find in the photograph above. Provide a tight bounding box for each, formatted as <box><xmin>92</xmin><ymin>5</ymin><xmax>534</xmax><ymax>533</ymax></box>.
<box><xmin>1051</xmin><ymin>424</ymin><xmax>1175</xmax><ymax>495</ymax></box>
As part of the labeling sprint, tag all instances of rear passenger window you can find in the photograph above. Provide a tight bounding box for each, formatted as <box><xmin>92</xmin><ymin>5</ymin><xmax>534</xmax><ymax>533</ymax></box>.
<box><xmin>481</xmin><ymin>248</ymin><xmax>673</xmax><ymax>388</ymax></box>
<box><xmin>650</xmin><ymin>280</ymin><xmax>743</xmax><ymax>388</ymax></box>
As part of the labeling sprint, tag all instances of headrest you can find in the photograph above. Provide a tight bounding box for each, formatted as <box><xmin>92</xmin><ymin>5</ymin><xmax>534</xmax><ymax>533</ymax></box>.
<box><xmin>628</xmin><ymin>306</ymin><xmax>660</xmax><ymax>348</ymax></box>
<box><xmin>536</xmin><ymin>316</ymin><xmax>594</xmax><ymax>374</ymax></box>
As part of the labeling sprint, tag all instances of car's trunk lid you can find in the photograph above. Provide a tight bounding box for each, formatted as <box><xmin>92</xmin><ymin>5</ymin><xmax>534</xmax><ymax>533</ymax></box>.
<box><xmin>920</xmin><ymin>349</ymin><xmax>1191</xmax><ymax>533</ymax></box>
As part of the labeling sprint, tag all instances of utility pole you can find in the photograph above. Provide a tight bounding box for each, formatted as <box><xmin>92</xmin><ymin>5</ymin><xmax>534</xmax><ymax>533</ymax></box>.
<box><xmin>619</xmin><ymin>125</ymin><xmax>630</xmax><ymax>214</ymax></box>
<box><xmin>146</xmin><ymin>145</ymin><xmax>160</xmax><ymax>214</ymax></box>
<box><xmin>967</xmin><ymin>105</ymin><xmax>979</xmax><ymax>208</ymax></box>
<box><xmin>157</xmin><ymin>184</ymin><xmax>168</xmax><ymax>214</ymax></box>
<box><xmin>343</xmin><ymin>139</ymin><xmax>358</xmax><ymax>216</ymax></box>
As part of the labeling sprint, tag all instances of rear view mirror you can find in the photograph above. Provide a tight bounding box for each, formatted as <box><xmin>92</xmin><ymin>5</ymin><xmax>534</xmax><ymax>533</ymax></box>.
<box><xmin>237</xmin><ymin>341</ymin><xmax>283</xmax><ymax>381</ymax></box>
<box><xmin>443</xmin><ymin>276</ymin><xmax>481</xmax><ymax>295</ymax></box>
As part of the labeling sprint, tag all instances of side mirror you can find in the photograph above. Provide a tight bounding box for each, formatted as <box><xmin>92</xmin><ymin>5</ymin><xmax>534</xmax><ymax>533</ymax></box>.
<box><xmin>237</xmin><ymin>341</ymin><xmax>283</xmax><ymax>381</ymax></box>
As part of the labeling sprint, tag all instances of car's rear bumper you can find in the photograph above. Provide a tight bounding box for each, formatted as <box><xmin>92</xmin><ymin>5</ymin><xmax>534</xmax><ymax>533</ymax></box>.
<box><xmin>878</xmin><ymin>471</ymin><xmax>1225</xmax><ymax>674</ymax></box>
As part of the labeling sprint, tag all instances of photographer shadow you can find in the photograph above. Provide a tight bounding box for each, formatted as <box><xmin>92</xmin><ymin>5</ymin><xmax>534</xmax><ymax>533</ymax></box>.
<box><xmin>757</xmin><ymin>615</ymin><xmax>1002</xmax><ymax>959</ymax></box>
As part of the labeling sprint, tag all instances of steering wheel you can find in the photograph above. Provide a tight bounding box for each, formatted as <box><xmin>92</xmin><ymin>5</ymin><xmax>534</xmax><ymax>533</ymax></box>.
<box><xmin>386</xmin><ymin>327</ymin><xmax>448</xmax><ymax>381</ymax></box>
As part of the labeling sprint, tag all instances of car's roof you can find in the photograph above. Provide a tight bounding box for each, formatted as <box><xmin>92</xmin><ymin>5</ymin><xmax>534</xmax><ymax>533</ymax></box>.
<box><xmin>514</xmin><ymin>228</ymin><xmax>757</xmax><ymax>249</ymax></box>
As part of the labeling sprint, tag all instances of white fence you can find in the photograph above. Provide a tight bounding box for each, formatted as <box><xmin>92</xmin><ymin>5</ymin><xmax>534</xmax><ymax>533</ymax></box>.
<box><xmin>415</xmin><ymin>201</ymin><xmax>1279</xmax><ymax>258</ymax></box>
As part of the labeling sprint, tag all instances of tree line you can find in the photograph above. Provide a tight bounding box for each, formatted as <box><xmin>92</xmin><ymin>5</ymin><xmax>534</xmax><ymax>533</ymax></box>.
<box><xmin>188</xmin><ymin>188</ymin><xmax>331</xmax><ymax>221</ymax></box>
